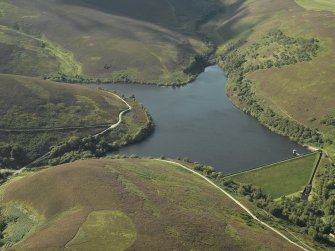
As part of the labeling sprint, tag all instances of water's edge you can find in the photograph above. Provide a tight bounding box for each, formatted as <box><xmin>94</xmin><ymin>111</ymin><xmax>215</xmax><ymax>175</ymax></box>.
<box><xmin>86</xmin><ymin>66</ymin><xmax>308</xmax><ymax>174</ymax></box>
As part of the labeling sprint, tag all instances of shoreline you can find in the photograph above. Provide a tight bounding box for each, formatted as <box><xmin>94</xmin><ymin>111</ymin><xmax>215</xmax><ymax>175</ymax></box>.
<box><xmin>43</xmin><ymin>52</ymin><xmax>216</xmax><ymax>87</ymax></box>
<box><xmin>90</xmin><ymin>65</ymin><xmax>318</xmax><ymax>174</ymax></box>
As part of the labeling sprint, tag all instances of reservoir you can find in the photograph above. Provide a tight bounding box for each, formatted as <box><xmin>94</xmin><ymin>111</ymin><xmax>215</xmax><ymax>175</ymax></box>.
<box><xmin>87</xmin><ymin>66</ymin><xmax>308</xmax><ymax>174</ymax></box>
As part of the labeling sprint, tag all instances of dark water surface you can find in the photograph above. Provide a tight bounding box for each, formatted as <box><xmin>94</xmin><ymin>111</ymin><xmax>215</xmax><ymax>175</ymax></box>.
<box><xmin>87</xmin><ymin>66</ymin><xmax>308</xmax><ymax>174</ymax></box>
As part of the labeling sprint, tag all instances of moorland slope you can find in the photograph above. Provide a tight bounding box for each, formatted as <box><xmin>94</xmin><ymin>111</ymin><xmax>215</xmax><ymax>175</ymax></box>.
<box><xmin>0</xmin><ymin>0</ymin><xmax>224</xmax><ymax>84</ymax></box>
<box><xmin>201</xmin><ymin>0</ymin><xmax>335</xmax><ymax>154</ymax></box>
<box><xmin>0</xmin><ymin>158</ymin><xmax>301</xmax><ymax>251</ymax></box>
<box><xmin>0</xmin><ymin>0</ymin><xmax>335</xmax><ymax>248</ymax></box>
<box><xmin>0</xmin><ymin>75</ymin><xmax>151</xmax><ymax>169</ymax></box>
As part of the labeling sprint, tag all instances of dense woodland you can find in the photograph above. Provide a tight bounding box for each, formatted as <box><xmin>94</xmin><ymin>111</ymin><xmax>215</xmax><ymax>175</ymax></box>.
<box><xmin>0</xmin><ymin>212</ymin><xmax>6</xmax><ymax>247</ymax></box>
<box><xmin>0</xmin><ymin>144</ymin><xmax>27</xmax><ymax>169</ymax></box>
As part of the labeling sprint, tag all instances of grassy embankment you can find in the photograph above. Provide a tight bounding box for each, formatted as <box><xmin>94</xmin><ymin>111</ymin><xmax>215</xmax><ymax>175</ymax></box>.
<box><xmin>0</xmin><ymin>75</ymin><xmax>151</xmax><ymax>169</ymax></box>
<box><xmin>225</xmin><ymin>152</ymin><xmax>319</xmax><ymax>199</ymax></box>
<box><xmin>179</xmin><ymin>154</ymin><xmax>334</xmax><ymax>250</ymax></box>
<box><xmin>0</xmin><ymin>158</ymin><xmax>301</xmax><ymax>251</ymax></box>
<box><xmin>0</xmin><ymin>0</ymin><xmax>223</xmax><ymax>85</ymax></box>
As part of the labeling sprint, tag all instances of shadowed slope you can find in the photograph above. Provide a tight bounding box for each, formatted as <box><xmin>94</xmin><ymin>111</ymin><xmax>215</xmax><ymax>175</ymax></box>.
<box><xmin>0</xmin><ymin>0</ymin><xmax>216</xmax><ymax>84</ymax></box>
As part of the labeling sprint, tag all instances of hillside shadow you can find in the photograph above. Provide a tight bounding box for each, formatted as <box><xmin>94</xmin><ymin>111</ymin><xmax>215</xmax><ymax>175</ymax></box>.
<box><xmin>203</xmin><ymin>0</ymin><xmax>262</xmax><ymax>45</ymax></box>
<box><xmin>53</xmin><ymin>0</ymin><xmax>261</xmax><ymax>48</ymax></box>
<box><xmin>57</xmin><ymin>0</ymin><xmax>226</xmax><ymax>34</ymax></box>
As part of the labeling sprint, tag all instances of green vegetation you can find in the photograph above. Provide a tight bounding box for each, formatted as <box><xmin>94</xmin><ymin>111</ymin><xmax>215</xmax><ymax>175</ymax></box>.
<box><xmin>0</xmin><ymin>204</ymin><xmax>39</xmax><ymax>248</ymax></box>
<box><xmin>226</xmin><ymin>153</ymin><xmax>319</xmax><ymax>198</ymax></box>
<box><xmin>0</xmin><ymin>0</ymin><xmax>334</xmax><ymax>249</ymax></box>
<box><xmin>0</xmin><ymin>171</ymin><xmax>12</xmax><ymax>185</ymax></box>
<box><xmin>0</xmin><ymin>75</ymin><xmax>151</xmax><ymax>169</ymax></box>
<box><xmin>201</xmin><ymin>5</ymin><xmax>335</xmax><ymax>246</ymax></box>
<box><xmin>0</xmin><ymin>0</ymin><xmax>218</xmax><ymax>84</ymax></box>
<box><xmin>66</xmin><ymin>210</ymin><xmax>137</xmax><ymax>251</ymax></box>
<box><xmin>180</xmin><ymin>155</ymin><xmax>335</xmax><ymax>248</ymax></box>
<box><xmin>200</xmin><ymin>0</ymin><xmax>335</xmax><ymax>157</ymax></box>
<box><xmin>0</xmin><ymin>158</ymin><xmax>302</xmax><ymax>250</ymax></box>
<box><xmin>66</xmin><ymin>210</ymin><xmax>136</xmax><ymax>250</ymax></box>
<box><xmin>217</xmin><ymin>29</ymin><xmax>327</xmax><ymax>148</ymax></box>
<box><xmin>222</xmin><ymin>29</ymin><xmax>320</xmax><ymax>75</ymax></box>
<box><xmin>321</xmin><ymin>111</ymin><xmax>335</xmax><ymax>126</ymax></box>
<box><xmin>0</xmin><ymin>24</ymin><xmax>81</xmax><ymax>77</ymax></box>
<box><xmin>0</xmin><ymin>75</ymin><xmax>125</xmax><ymax>129</ymax></box>
<box><xmin>245</xmin><ymin>156</ymin><xmax>335</xmax><ymax>246</ymax></box>
<box><xmin>295</xmin><ymin>0</ymin><xmax>335</xmax><ymax>12</ymax></box>
<box><xmin>43</xmin><ymin>97</ymin><xmax>154</xmax><ymax>167</ymax></box>
<box><xmin>0</xmin><ymin>212</ymin><xmax>6</xmax><ymax>246</ymax></box>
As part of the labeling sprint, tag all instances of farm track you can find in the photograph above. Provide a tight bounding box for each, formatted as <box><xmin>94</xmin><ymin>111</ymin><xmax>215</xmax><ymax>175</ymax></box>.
<box><xmin>93</xmin><ymin>93</ymin><xmax>132</xmax><ymax>137</ymax></box>
<box><xmin>13</xmin><ymin>92</ymin><xmax>132</xmax><ymax>174</ymax></box>
<box><xmin>0</xmin><ymin>125</ymin><xmax>110</xmax><ymax>133</ymax></box>
<box><xmin>1</xmin><ymin>93</ymin><xmax>132</xmax><ymax>134</ymax></box>
<box><xmin>156</xmin><ymin>159</ymin><xmax>316</xmax><ymax>251</ymax></box>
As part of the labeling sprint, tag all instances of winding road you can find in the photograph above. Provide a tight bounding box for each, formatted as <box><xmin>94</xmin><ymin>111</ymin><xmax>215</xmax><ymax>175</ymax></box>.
<box><xmin>1</xmin><ymin>93</ymin><xmax>132</xmax><ymax>134</ymax></box>
<box><xmin>13</xmin><ymin>92</ymin><xmax>132</xmax><ymax>175</ymax></box>
<box><xmin>94</xmin><ymin>92</ymin><xmax>132</xmax><ymax>137</ymax></box>
<box><xmin>0</xmin><ymin>124</ymin><xmax>110</xmax><ymax>133</ymax></box>
<box><xmin>8</xmin><ymin>89</ymin><xmax>319</xmax><ymax>250</ymax></box>
<box><xmin>156</xmin><ymin>159</ymin><xmax>316</xmax><ymax>251</ymax></box>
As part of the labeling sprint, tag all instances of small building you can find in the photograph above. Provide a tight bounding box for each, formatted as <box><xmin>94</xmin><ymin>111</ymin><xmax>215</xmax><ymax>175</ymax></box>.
<box><xmin>292</xmin><ymin>149</ymin><xmax>298</xmax><ymax>156</ymax></box>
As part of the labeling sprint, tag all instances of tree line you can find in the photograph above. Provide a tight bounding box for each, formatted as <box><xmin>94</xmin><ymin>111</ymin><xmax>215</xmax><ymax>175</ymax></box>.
<box><xmin>192</xmin><ymin>161</ymin><xmax>335</xmax><ymax>245</ymax></box>
<box><xmin>218</xmin><ymin>29</ymin><xmax>331</xmax><ymax>148</ymax></box>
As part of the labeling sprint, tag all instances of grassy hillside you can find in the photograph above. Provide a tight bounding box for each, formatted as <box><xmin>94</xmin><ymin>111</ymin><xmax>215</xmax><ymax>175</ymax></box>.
<box><xmin>0</xmin><ymin>25</ymin><xmax>80</xmax><ymax>77</ymax></box>
<box><xmin>0</xmin><ymin>0</ymin><xmax>222</xmax><ymax>84</ymax></box>
<box><xmin>0</xmin><ymin>75</ymin><xmax>151</xmax><ymax>169</ymax></box>
<box><xmin>226</xmin><ymin>153</ymin><xmax>319</xmax><ymax>198</ymax></box>
<box><xmin>203</xmin><ymin>1</ymin><xmax>335</xmax><ymax>241</ymax></box>
<box><xmin>295</xmin><ymin>0</ymin><xmax>335</xmax><ymax>12</ymax></box>
<box><xmin>62</xmin><ymin>0</ymin><xmax>223</xmax><ymax>33</ymax></box>
<box><xmin>199</xmin><ymin>0</ymin><xmax>335</xmax><ymax>155</ymax></box>
<box><xmin>0</xmin><ymin>74</ymin><xmax>126</xmax><ymax>129</ymax></box>
<box><xmin>0</xmin><ymin>158</ymin><xmax>301</xmax><ymax>250</ymax></box>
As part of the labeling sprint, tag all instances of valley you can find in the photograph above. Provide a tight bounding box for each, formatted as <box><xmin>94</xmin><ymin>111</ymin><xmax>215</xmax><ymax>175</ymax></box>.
<box><xmin>93</xmin><ymin>66</ymin><xmax>308</xmax><ymax>174</ymax></box>
<box><xmin>0</xmin><ymin>0</ymin><xmax>334</xmax><ymax>250</ymax></box>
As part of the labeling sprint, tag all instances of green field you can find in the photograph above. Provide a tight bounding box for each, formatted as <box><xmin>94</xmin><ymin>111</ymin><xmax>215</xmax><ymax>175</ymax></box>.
<box><xmin>295</xmin><ymin>0</ymin><xmax>335</xmax><ymax>12</ymax></box>
<box><xmin>226</xmin><ymin>153</ymin><xmax>319</xmax><ymax>198</ymax></box>
<box><xmin>0</xmin><ymin>158</ymin><xmax>301</xmax><ymax>250</ymax></box>
<box><xmin>66</xmin><ymin>210</ymin><xmax>137</xmax><ymax>251</ymax></box>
